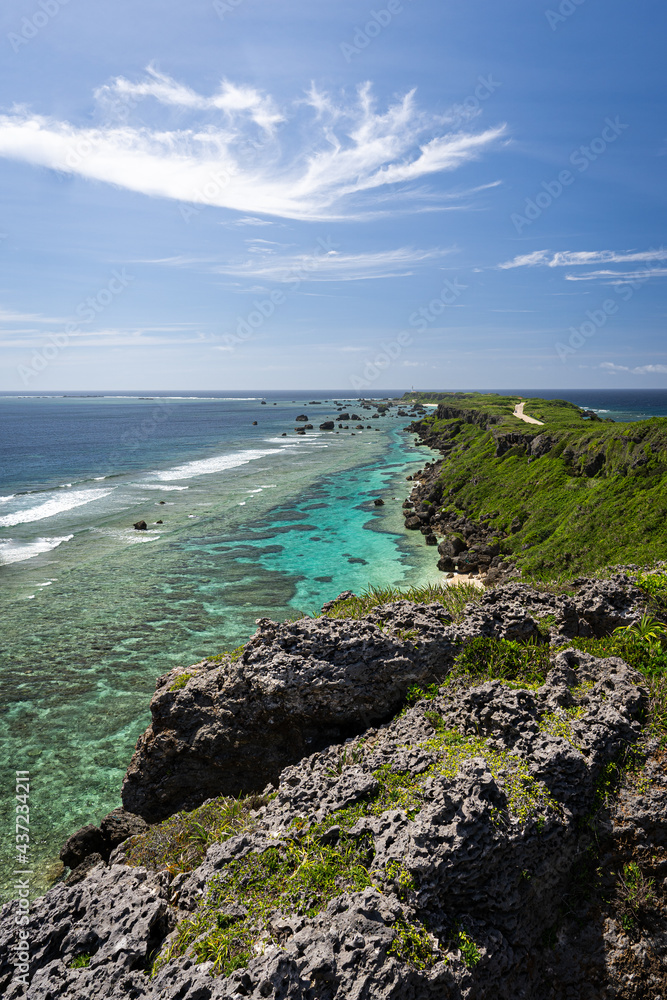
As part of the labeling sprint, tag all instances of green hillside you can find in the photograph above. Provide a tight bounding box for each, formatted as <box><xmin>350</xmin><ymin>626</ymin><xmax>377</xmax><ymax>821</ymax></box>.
<box><xmin>407</xmin><ymin>393</ymin><xmax>667</xmax><ymax>579</ymax></box>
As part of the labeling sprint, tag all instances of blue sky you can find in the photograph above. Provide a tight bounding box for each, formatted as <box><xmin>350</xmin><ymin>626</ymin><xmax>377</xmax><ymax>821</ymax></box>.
<box><xmin>0</xmin><ymin>0</ymin><xmax>665</xmax><ymax>391</ymax></box>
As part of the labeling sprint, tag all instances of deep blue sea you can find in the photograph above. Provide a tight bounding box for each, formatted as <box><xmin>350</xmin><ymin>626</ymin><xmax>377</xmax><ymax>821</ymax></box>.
<box><xmin>0</xmin><ymin>386</ymin><xmax>665</xmax><ymax>901</ymax></box>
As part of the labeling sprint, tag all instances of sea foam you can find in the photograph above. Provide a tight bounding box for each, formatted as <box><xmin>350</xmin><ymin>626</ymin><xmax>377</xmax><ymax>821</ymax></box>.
<box><xmin>0</xmin><ymin>489</ymin><xmax>114</xmax><ymax>527</ymax></box>
<box><xmin>0</xmin><ymin>535</ymin><xmax>73</xmax><ymax>565</ymax></box>
<box><xmin>153</xmin><ymin>448</ymin><xmax>283</xmax><ymax>482</ymax></box>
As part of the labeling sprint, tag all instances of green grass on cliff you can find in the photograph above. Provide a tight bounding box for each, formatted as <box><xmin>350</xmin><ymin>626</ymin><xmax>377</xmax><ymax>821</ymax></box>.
<box><xmin>124</xmin><ymin>793</ymin><xmax>271</xmax><ymax>875</ymax></box>
<box><xmin>134</xmin><ymin>608</ymin><xmax>667</xmax><ymax>982</ymax></box>
<box><xmin>321</xmin><ymin>581</ymin><xmax>483</xmax><ymax>621</ymax></box>
<box><xmin>411</xmin><ymin>399</ymin><xmax>667</xmax><ymax>579</ymax></box>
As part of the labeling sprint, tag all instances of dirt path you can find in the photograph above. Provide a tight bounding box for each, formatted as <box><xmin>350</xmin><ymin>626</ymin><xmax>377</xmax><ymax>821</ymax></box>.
<box><xmin>513</xmin><ymin>401</ymin><xmax>544</xmax><ymax>425</ymax></box>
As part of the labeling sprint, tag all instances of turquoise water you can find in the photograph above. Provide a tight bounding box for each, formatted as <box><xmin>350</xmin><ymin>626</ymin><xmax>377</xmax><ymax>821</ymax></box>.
<box><xmin>0</xmin><ymin>393</ymin><xmax>441</xmax><ymax>900</ymax></box>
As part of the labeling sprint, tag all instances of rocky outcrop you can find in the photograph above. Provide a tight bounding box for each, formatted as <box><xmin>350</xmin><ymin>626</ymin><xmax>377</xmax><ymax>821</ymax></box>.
<box><xmin>1</xmin><ymin>575</ymin><xmax>662</xmax><ymax>1000</ymax></box>
<box><xmin>121</xmin><ymin>606</ymin><xmax>457</xmax><ymax>822</ymax></box>
<box><xmin>436</xmin><ymin>403</ymin><xmax>501</xmax><ymax>429</ymax></box>
<box><xmin>2</xmin><ymin>611</ymin><xmax>663</xmax><ymax>999</ymax></box>
<box><xmin>0</xmin><ymin>866</ymin><xmax>175</xmax><ymax>998</ymax></box>
<box><xmin>119</xmin><ymin>577</ymin><xmax>642</xmax><ymax>824</ymax></box>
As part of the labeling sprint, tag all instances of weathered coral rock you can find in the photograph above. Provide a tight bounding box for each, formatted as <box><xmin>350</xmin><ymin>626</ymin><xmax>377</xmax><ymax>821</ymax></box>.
<box><xmin>1</xmin><ymin>576</ymin><xmax>662</xmax><ymax>1000</ymax></box>
<box><xmin>121</xmin><ymin>606</ymin><xmax>455</xmax><ymax>821</ymax></box>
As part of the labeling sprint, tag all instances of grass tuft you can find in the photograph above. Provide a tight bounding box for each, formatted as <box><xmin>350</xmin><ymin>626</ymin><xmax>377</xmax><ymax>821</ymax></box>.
<box><xmin>321</xmin><ymin>582</ymin><xmax>483</xmax><ymax>622</ymax></box>
<box><xmin>124</xmin><ymin>793</ymin><xmax>272</xmax><ymax>875</ymax></box>
<box><xmin>449</xmin><ymin>636</ymin><xmax>550</xmax><ymax>688</ymax></box>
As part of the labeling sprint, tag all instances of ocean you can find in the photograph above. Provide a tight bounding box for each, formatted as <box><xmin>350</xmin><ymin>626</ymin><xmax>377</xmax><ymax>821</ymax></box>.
<box><xmin>1</xmin><ymin>387</ymin><xmax>665</xmax><ymax>901</ymax></box>
<box><xmin>0</xmin><ymin>390</ymin><xmax>444</xmax><ymax>900</ymax></box>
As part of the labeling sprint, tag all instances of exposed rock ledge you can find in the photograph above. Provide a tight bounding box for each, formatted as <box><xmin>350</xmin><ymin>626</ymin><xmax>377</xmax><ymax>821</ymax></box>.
<box><xmin>1</xmin><ymin>573</ymin><xmax>666</xmax><ymax>1000</ymax></box>
<box><xmin>122</xmin><ymin>573</ymin><xmax>643</xmax><ymax>822</ymax></box>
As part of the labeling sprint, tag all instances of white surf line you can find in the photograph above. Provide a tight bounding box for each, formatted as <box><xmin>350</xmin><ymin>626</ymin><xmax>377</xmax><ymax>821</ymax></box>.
<box><xmin>512</xmin><ymin>402</ymin><xmax>544</xmax><ymax>426</ymax></box>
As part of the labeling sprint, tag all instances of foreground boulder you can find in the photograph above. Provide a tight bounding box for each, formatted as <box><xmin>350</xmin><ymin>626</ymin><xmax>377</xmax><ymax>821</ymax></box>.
<box><xmin>121</xmin><ymin>606</ymin><xmax>456</xmax><ymax>821</ymax></box>
<box><xmin>121</xmin><ymin>575</ymin><xmax>643</xmax><ymax>823</ymax></box>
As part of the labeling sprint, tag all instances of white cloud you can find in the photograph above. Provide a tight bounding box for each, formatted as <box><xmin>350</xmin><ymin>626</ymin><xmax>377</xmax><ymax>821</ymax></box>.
<box><xmin>0</xmin><ymin>72</ymin><xmax>506</xmax><ymax>222</ymax></box>
<box><xmin>223</xmin><ymin>216</ymin><xmax>275</xmax><ymax>227</ymax></box>
<box><xmin>0</xmin><ymin>307</ymin><xmax>67</xmax><ymax>324</ymax></box>
<box><xmin>500</xmin><ymin>248</ymin><xmax>667</xmax><ymax>269</ymax></box>
<box><xmin>96</xmin><ymin>67</ymin><xmax>284</xmax><ymax>132</ymax></box>
<box><xmin>141</xmin><ymin>246</ymin><xmax>452</xmax><ymax>282</ymax></box>
<box><xmin>565</xmin><ymin>268</ymin><xmax>667</xmax><ymax>283</ymax></box>
<box><xmin>497</xmin><ymin>250</ymin><xmax>551</xmax><ymax>269</ymax></box>
<box><xmin>0</xmin><ymin>325</ymin><xmax>209</xmax><ymax>349</ymax></box>
<box><xmin>600</xmin><ymin>361</ymin><xmax>667</xmax><ymax>375</ymax></box>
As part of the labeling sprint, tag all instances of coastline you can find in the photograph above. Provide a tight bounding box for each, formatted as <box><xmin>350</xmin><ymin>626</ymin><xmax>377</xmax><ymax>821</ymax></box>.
<box><xmin>0</xmin><ymin>396</ymin><xmax>451</xmax><ymax>904</ymax></box>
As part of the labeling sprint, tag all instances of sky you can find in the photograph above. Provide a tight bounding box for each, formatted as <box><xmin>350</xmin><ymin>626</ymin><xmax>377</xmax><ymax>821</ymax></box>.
<box><xmin>0</xmin><ymin>0</ymin><xmax>665</xmax><ymax>391</ymax></box>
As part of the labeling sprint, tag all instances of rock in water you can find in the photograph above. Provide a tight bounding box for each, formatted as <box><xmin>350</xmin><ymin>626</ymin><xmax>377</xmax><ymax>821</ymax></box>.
<box><xmin>133</xmin><ymin>520</ymin><xmax>147</xmax><ymax>531</ymax></box>
<box><xmin>319</xmin><ymin>420</ymin><xmax>335</xmax><ymax>430</ymax></box>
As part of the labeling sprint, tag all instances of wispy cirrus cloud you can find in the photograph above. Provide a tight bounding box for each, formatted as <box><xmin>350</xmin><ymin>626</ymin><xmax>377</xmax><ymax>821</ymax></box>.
<box><xmin>0</xmin><ymin>307</ymin><xmax>68</xmax><ymax>325</ymax></box>
<box><xmin>141</xmin><ymin>246</ymin><xmax>452</xmax><ymax>282</ymax></box>
<box><xmin>0</xmin><ymin>326</ymin><xmax>212</xmax><ymax>350</ymax></box>
<box><xmin>96</xmin><ymin>68</ymin><xmax>284</xmax><ymax>132</ymax></box>
<box><xmin>499</xmin><ymin>247</ymin><xmax>667</xmax><ymax>273</ymax></box>
<box><xmin>222</xmin><ymin>216</ymin><xmax>276</xmax><ymax>228</ymax></box>
<box><xmin>564</xmin><ymin>268</ymin><xmax>667</xmax><ymax>283</ymax></box>
<box><xmin>600</xmin><ymin>361</ymin><xmax>667</xmax><ymax>375</ymax></box>
<box><xmin>0</xmin><ymin>71</ymin><xmax>506</xmax><ymax>222</ymax></box>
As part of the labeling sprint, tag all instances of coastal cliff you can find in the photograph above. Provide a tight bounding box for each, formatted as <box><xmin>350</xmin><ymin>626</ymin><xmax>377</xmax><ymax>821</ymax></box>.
<box><xmin>400</xmin><ymin>392</ymin><xmax>667</xmax><ymax>581</ymax></box>
<box><xmin>2</xmin><ymin>568</ymin><xmax>667</xmax><ymax>1000</ymax></box>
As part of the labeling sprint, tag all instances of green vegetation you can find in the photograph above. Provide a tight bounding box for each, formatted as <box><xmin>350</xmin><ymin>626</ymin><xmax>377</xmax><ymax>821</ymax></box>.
<box><xmin>124</xmin><ymin>794</ymin><xmax>272</xmax><ymax>876</ymax></box>
<box><xmin>539</xmin><ymin>707</ymin><xmax>587</xmax><ymax>745</ymax></box>
<box><xmin>69</xmin><ymin>954</ymin><xmax>92</xmax><ymax>969</ymax></box>
<box><xmin>637</xmin><ymin>570</ymin><xmax>667</xmax><ymax>611</ymax></box>
<box><xmin>207</xmin><ymin>644</ymin><xmax>246</xmax><ymax>664</ymax></box>
<box><xmin>160</xmin><ymin>829</ymin><xmax>378</xmax><ymax>977</ymax></box>
<box><xmin>455</xmin><ymin>926</ymin><xmax>482</xmax><ymax>968</ymax></box>
<box><xmin>321</xmin><ymin>581</ymin><xmax>483</xmax><ymax>622</ymax></box>
<box><xmin>423</xmin><ymin>729</ymin><xmax>558</xmax><ymax>824</ymax></box>
<box><xmin>571</xmin><ymin>628</ymin><xmax>667</xmax><ymax>678</ymax></box>
<box><xmin>615</xmin><ymin>861</ymin><xmax>657</xmax><ymax>933</ymax></box>
<box><xmin>147</xmin><ymin>689</ymin><xmax>562</xmax><ymax>980</ymax></box>
<box><xmin>388</xmin><ymin>918</ymin><xmax>439</xmax><ymax>969</ymax></box>
<box><xmin>405</xmin><ymin>682</ymin><xmax>441</xmax><ymax>705</ymax></box>
<box><xmin>404</xmin><ymin>393</ymin><xmax>667</xmax><ymax>578</ymax></box>
<box><xmin>150</xmin><ymin>766</ymin><xmax>444</xmax><ymax>978</ymax></box>
<box><xmin>141</xmin><ymin>560</ymin><xmax>667</xmax><ymax>982</ymax></box>
<box><xmin>169</xmin><ymin>671</ymin><xmax>193</xmax><ymax>692</ymax></box>
<box><xmin>449</xmin><ymin>636</ymin><xmax>550</xmax><ymax>687</ymax></box>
